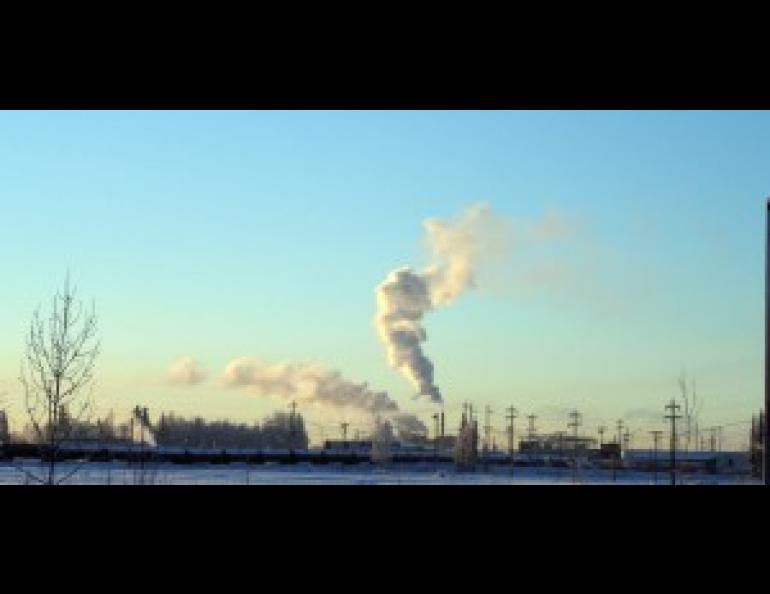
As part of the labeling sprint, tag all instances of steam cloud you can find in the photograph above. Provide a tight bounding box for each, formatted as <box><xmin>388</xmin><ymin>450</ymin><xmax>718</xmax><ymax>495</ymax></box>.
<box><xmin>223</xmin><ymin>357</ymin><xmax>427</xmax><ymax>436</ymax></box>
<box><xmin>375</xmin><ymin>202</ymin><xmax>507</xmax><ymax>403</ymax></box>
<box><xmin>167</xmin><ymin>357</ymin><xmax>207</xmax><ymax>386</ymax></box>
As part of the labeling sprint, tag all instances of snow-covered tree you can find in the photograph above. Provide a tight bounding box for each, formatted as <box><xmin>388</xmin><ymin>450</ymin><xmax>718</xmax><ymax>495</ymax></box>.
<box><xmin>371</xmin><ymin>417</ymin><xmax>394</xmax><ymax>466</ymax></box>
<box><xmin>0</xmin><ymin>409</ymin><xmax>9</xmax><ymax>444</ymax></box>
<box><xmin>454</xmin><ymin>418</ymin><xmax>478</xmax><ymax>471</ymax></box>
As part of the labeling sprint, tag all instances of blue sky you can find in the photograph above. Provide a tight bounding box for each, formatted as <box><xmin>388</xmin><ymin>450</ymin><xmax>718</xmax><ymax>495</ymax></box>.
<box><xmin>0</xmin><ymin>110</ymin><xmax>767</xmax><ymax>447</ymax></box>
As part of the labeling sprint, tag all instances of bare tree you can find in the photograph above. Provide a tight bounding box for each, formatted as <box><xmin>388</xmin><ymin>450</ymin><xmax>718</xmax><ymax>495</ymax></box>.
<box><xmin>18</xmin><ymin>276</ymin><xmax>100</xmax><ymax>485</ymax></box>
<box><xmin>679</xmin><ymin>370</ymin><xmax>703</xmax><ymax>453</ymax></box>
<box><xmin>0</xmin><ymin>392</ymin><xmax>9</xmax><ymax>445</ymax></box>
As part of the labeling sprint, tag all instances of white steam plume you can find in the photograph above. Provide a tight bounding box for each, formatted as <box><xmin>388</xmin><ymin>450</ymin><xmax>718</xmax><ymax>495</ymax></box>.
<box><xmin>223</xmin><ymin>357</ymin><xmax>427</xmax><ymax>437</ymax></box>
<box><xmin>375</xmin><ymin>202</ymin><xmax>507</xmax><ymax>403</ymax></box>
<box><xmin>167</xmin><ymin>357</ymin><xmax>207</xmax><ymax>386</ymax></box>
<box><xmin>131</xmin><ymin>406</ymin><xmax>157</xmax><ymax>447</ymax></box>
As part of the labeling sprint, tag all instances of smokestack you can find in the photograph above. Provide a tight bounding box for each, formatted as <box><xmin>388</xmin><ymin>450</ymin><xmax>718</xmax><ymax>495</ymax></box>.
<box><xmin>762</xmin><ymin>198</ymin><xmax>770</xmax><ymax>486</ymax></box>
<box><xmin>440</xmin><ymin>410</ymin><xmax>445</xmax><ymax>439</ymax></box>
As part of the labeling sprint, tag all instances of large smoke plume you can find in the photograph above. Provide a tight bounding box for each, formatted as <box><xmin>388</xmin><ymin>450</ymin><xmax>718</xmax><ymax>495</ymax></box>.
<box><xmin>223</xmin><ymin>357</ymin><xmax>427</xmax><ymax>437</ymax></box>
<box><xmin>375</xmin><ymin>202</ymin><xmax>507</xmax><ymax>404</ymax></box>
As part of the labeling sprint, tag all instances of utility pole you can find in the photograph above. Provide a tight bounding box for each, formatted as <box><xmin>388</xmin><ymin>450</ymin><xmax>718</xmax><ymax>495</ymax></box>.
<box><xmin>468</xmin><ymin>404</ymin><xmax>478</xmax><ymax>454</ymax></box>
<box><xmin>623</xmin><ymin>429</ymin><xmax>631</xmax><ymax>451</ymax></box>
<box><xmin>650</xmin><ymin>430</ymin><xmax>663</xmax><ymax>485</ymax></box>
<box><xmin>341</xmin><ymin>422</ymin><xmax>349</xmax><ymax>442</ymax></box>
<box><xmin>432</xmin><ymin>413</ymin><xmax>439</xmax><ymax>457</ymax></box>
<box><xmin>598</xmin><ymin>426</ymin><xmax>606</xmax><ymax>448</ymax></box>
<box><xmin>665</xmin><ymin>400</ymin><xmax>682</xmax><ymax>486</ymax></box>
<box><xmin>555</xmin><ymin>430</ymin><xmax>567</xmax><ymax>480</ymax></box>
<box><xmin>506</xmin><ymin>407</ymin><xmax>518</xmax><ymax>477</ymax></box>
<box><xmin>568</xmin><ymin>411</ymin><xmax>582</xmax><ymax>443</ymax></box>
<box><xmin>527</xmin><ymin>414</ymin><xmax>537</xmax><ymax>442</ymax></box>
<box><xmin>506</xmin><ymin>407</ymin><xmax>518</xmax><ymax>458</ymax></box>
<box><xmin>140</xmin><ymin>406</ymin><xmax>145</xmax><ymax>481</ymax></box>
<box><xmin>568</xmin><ymin>410</ymin><xmax>582</xmax><ymax>483</ymax></box>
<box><xmin>484</xmin><ymin>405</ymin><xmax>492</xmax><ymax>454</ymax></box>
<box><xmin>613</xmin><ymin>419</ymin><xmax>624</xmax><ymax>481</ymax></box>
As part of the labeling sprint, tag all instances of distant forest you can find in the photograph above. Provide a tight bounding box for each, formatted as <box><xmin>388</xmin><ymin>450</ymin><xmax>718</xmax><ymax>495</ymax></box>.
<box><xmin>5</xmin><ymin>409</ymin><xmax>309</xmax><ymax>450</ymax></box>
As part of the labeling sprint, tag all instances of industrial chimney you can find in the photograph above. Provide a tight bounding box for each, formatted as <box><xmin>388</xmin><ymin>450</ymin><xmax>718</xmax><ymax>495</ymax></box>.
<box><xmin>762</xmin><ymin>198</ymin><xmax>770</xmax><ymax>486</ymax></box>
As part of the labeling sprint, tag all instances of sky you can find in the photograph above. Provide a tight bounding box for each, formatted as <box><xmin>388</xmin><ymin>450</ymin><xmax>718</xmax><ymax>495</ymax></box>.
<box><xmin>0</xmin><ymin>110</ymin><xmax>767</xmax><ymax>449</ymax></box>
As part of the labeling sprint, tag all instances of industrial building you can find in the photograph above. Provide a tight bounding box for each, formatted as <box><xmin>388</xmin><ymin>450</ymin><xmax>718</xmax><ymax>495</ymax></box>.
<box><xmin>621</xmin><ymin>450</ymin><xmax>751</xmax><ymax>474</ymax></box>
<box><xmin>519</xmin><ymin>433</ymin><xmax>598</xmax><ymax>456</ymax></box>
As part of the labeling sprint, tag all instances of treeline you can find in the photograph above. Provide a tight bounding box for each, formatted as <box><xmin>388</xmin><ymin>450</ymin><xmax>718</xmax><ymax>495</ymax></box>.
<box><xmin>154</xmin><ymin>411</ymin><xmax>309</xmax><ymax>450</ymax></box>
<box><xmin>14</xmin><ymin>409</ymin><xmax>131</xmax><ymax>444</ymax></box>
<box><xmin>8</xmin><ymin>408</ymin><xmax>310</xmax><ymax>450</ymax></box>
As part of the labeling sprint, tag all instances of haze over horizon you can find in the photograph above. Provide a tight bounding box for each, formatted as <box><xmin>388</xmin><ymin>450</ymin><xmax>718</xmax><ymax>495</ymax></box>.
<box><xmin>0</xmin><ymin>110</ymin><xmax>767</xmax><ymax>449</ymax></box>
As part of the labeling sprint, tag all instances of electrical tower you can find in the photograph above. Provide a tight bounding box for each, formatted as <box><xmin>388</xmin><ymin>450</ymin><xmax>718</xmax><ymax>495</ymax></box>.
<box><xmin>665</xmin><ymin>399</ymin><xmax>682</xmax><ymax>486</ymax></box>
<box><xmin>616</xmin><ymin>419</ymin><xmax>624</xmax><ymax>449</ymax></box>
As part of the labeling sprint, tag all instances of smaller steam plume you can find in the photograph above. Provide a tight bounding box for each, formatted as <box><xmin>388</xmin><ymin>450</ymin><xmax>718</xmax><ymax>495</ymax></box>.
<box><xmin>167</xmin><ymin>357</ymin><xmax>207</xmax><ymax>386</ymax></box>
<box><xmin>223</xmin><ymin>357</ymin><xmax>427</xmax><ymax>437</ymax></box>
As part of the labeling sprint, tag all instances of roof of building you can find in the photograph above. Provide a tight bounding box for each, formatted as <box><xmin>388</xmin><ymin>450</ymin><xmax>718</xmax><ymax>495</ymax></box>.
<box><xmin>622</xmin><ymin>450</ymin><xmax>749</xmax><ymax>461</ymax></box>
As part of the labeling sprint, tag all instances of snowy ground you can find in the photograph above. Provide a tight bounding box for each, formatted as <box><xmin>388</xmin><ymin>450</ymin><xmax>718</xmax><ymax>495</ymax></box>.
<box><xmin>0</xmin><ymin>460</ymin><xmax>761</xmax><ymax>485</ymax></box>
